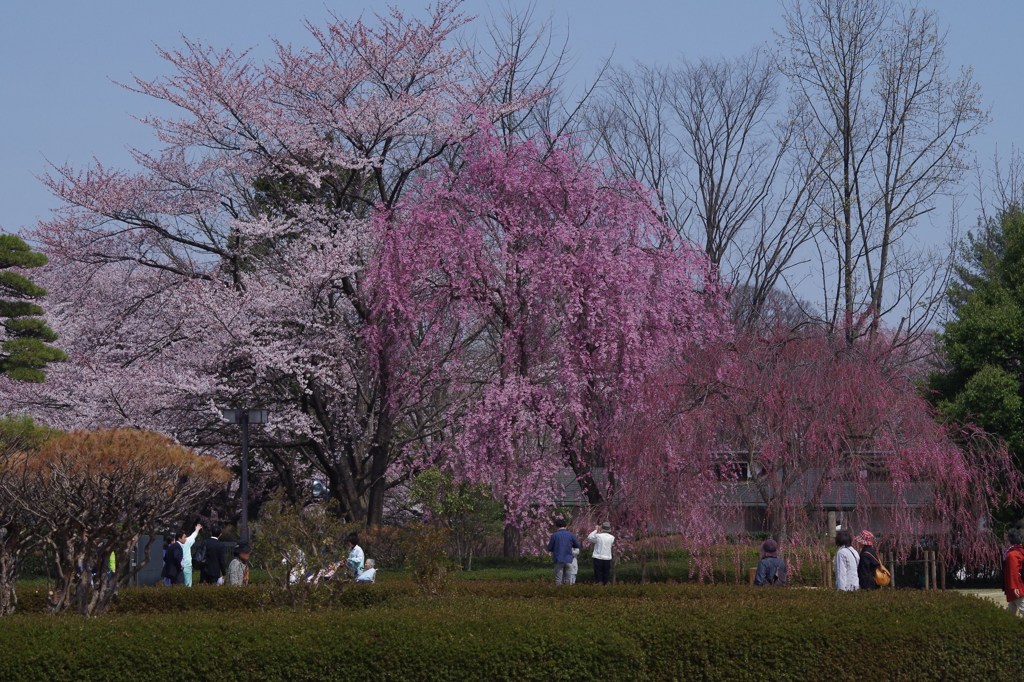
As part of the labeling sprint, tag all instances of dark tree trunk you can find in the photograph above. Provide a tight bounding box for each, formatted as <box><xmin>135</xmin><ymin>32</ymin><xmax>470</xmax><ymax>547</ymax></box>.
<box><xmin>365</xmin><ymin>419</ymin><xmax>393</xmax><ymax>527</ymax></box>
<box><xmin>503</xmin><ymin>523</ymin><xmax>521</xmax><ymax>559</ymax></box>
<box><xmin>46</xmin><ymin>546</ymin><xmax>80</xmax><ymax>614</ymax></box>
<box><xmin>0</xmin><ymin>553</ymin><xmax>19</xmax><ymax>616</ymax></box>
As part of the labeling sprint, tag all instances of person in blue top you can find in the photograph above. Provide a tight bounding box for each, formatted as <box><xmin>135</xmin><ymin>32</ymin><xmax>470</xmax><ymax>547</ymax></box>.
<box><xmin>754</xmin><ymin>538</ymin><xmax>787</xmax><ymax>586</ymax></box>
<box><xmin>546</xmin><ymin>517</ymin><xmax>580</xmax><ymax>586</ymax></box>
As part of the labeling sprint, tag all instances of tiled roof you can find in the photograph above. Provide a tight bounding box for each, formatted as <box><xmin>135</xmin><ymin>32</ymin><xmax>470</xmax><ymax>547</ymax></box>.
<box><xmin>555</xmin><ymin>466</ymin><xmax>933</xmax><ymax>509</ymax></box>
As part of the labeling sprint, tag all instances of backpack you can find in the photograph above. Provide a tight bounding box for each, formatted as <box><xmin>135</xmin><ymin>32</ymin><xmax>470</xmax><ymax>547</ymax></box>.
<box><xmin>763</xmin><ymin>558</ymin><xmax>785</xmax><ymax>586</ymax></box>
<box><xmin>193</xmin><ymin>540</ymin><xmax>208</xmax><ymax>568</ymax></box>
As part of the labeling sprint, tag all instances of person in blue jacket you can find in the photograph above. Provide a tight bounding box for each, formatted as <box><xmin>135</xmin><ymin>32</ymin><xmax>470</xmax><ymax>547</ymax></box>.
<box><xmin>754</xmin><ymin>538</ymin><xmax>787</xmax><ymax>586</ymax></box>
<box><xmin>547</xmin><ymin>517</ymin><xmax>580</xmax><ymax>586</ymax></box>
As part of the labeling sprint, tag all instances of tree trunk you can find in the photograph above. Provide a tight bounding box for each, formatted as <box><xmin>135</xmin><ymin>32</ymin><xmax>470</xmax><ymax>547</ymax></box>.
<box><xmin>365</xmin><ymin>352</ymin><xmax>394</xmax><ymax>528</ymax></box>
<box><xmin>47</xmin><ymin>569</ymin><xmax>75</xmax><ymax>613</ymax></box>
<box><xmin>365</xmin><ymin>430</ymin><xmax>392</xmax><ymax>527</ymax></box>
<box><xmin>766</xmin><ymin>500</ymin><xmax>788</xmax><ymax>544</ymax></box>
<box><xmin>81</xmin><ymin>570</ymin><xmax>119</xmax><ymax>617</ymax></box>
<box><xmin>564</xmin><ymin>440</ymin><xmax>606</xmax><ymax>507</ymax></box>
<box><xmin>47</xmin><ymin>542</ymin><xmax>85</xmax><ymax>614</ymax></box>
<box><xmin>0</xmin><ymin>553</ymin><xmax>19</xmax><ymax>616</ymax></box>
<box><xmin>502</xmin><ymin>523</ymin><xmax>521</xmax><ymax>559</ymax></box>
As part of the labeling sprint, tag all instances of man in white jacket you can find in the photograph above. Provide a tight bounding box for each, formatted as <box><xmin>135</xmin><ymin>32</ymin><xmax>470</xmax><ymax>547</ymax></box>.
<box><xmin>587</xmin><ymin>521</ymin><xmax>615</xmax><ymax>585</ymax></box>
<box><xmin>180</xmin><ymin>522</ymin><xmax>202</xmax><ymax>587</ymax></box>
<box><xmin>834</xmin><ymin>529</ymin><xmax>860</xmax><ymax>591</ymax></box>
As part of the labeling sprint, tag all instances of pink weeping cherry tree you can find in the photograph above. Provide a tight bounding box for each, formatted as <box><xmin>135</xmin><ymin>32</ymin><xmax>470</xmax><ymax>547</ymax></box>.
<box><xmin>373</xmin><ymin>122</ymin><xmax>730</xmax><ymax>553</ymax></box>
<box><xmin>679</xmin><ymin>323</ymin><xmax>1024</xmax><ymax>567</ymax></box>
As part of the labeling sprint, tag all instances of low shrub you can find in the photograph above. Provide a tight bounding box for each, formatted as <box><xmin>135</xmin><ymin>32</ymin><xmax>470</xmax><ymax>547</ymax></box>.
<box><xmin>252</xmin><ymin>496</ymin><xmax>358</xmax><ymax>607</ymax></box>
<box><xmin>9</xmin><ymin>581</ymin><xmax>416</xmax><ymax>615</ymax></box>
<box><xmin>461</xmin><ymin>545</ymin><xmax>837</xmax><ymax>587</ymax></box>
<box><xmin>360</xmin><ymin>524</ymin><xmax>407</xmax><ymax>569</ymax></box>
<box><xmin>0</xmin><ymin>586</ymin><xmax>1017</xmax><ymax>681</ymax></box>
<box><xmin>400</xmin><ymin>523</ymin><xmax>454</xmax><ymax>596</ymax></box>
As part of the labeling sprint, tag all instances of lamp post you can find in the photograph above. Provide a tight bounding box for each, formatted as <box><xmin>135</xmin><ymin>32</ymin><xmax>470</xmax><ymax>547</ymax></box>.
<box><xmin>221</xmin><ymin>408</ymin><xmax>268</xmax><ymax>545</ymax></box>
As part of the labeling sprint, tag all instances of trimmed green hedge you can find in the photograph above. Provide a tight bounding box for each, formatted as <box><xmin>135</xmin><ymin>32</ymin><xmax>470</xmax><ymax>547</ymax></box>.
<box><xmin>11</xmin><ymin>581</ymin><xmax>410</xmax><ymax>614</ymax></box>
<box><xmin>0</xmin><ymin>584</ymin><xmax>1018</xmax><ymax>681</ymax></box>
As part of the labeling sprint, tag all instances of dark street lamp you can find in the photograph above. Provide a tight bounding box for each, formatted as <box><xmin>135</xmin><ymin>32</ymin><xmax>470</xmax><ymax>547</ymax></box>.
<box><xmin>221</xmin><ymin>408</ymin><xmax>268</xmax><ymax>545</ymax></box>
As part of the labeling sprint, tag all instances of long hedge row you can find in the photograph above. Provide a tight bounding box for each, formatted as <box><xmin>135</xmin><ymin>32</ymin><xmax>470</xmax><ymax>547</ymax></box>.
<box><xmin>0</xmin><ymin>584</ymin><xmax>1018</xmax><ymax>681</ymax></box>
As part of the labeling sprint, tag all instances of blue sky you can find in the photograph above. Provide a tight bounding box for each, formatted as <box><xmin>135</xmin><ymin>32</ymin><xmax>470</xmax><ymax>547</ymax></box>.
<box><xmin>1</xmin><ymin>1</ymin><xmax>1022</xmax><ymax>233</ymax></box>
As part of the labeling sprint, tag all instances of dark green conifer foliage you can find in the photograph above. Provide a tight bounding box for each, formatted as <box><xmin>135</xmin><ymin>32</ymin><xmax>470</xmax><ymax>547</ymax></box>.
<box><xmin>0</xmin><ymin>235</ymin><xmax>65</xmax><ymax>382</ymax></box>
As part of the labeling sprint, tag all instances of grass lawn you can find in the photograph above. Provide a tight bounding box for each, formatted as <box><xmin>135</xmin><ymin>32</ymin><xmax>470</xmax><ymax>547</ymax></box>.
<box><xmin>0</xmin><ymin>580</ymin><xmax>1019</xmax><ymax>681</ymax></box>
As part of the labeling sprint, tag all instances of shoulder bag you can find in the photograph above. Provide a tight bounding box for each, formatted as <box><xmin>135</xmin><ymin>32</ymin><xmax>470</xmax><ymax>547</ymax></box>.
<box><xmin>873</xmin><ymin>552</ymin><xmax>891</xmax><ymax>587</ymax></box>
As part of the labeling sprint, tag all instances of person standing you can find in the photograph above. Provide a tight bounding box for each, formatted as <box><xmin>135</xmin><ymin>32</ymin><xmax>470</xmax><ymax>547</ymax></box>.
<box><xmin>567</xmin><ymin>548</ymin><xmax>580</xmax><ymax>585</ymax></box>
<box><xmin>346</xmin><ymin>533</ymin><xmax>364</xmax><ymax>577</ymax></box>
<box><xmin>547</xmin><ymin>517</ymin><xmax>580</xmax><ymax>586</ymax></box>
<box><xmin>198</xmin><ymin>527</ymin><xmax>228</xmax><ymax>585</ymax></box>
<box><xmin>856</xmin><ymin>530</ymin><xmax>881</xmax><ymax>590</ymax></box>
<box><xmin>587</xmin><ymin>522</ymin><xmax>615</xmax><ymax>585</ymax></box>
<box><xmin>754</xmin><ymin>539</ymin><xmax>787</xmax><ymax>586</ymax></box>
<box><xmin>226</xmin><ymin>543</ymin><xmax>251</xmax><ymax>586</ymax></box>
<box><xmin>180</xmin><ymin>522</ymin><xmax>202</xmax><ymax>587</ymax></box>
<box><xmin>834</xmin><ymin>529</ymin><xmax>860</xmax><ymax>591</ymax></box>
<box><xmin>161</xmin><ymin>530</ymin><xmax>185</xmax><ymax>586</ymax></box>
<box><xmin>1003</xmin><ymin>528</ymin><xmax>1024</xmax><ymax>616</ymax></box>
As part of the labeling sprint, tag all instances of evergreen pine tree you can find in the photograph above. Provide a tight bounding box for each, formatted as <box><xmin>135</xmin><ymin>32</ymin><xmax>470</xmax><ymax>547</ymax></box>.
<box><xmin>0</xmin><ymin>235</ymin><xmax>66</xmax><ymax>382</ymax></box>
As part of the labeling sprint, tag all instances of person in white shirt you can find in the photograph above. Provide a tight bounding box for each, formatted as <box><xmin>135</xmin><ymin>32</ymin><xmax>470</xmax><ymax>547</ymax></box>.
<box><xmin>346</xmin><ymin>532</ymin><xmax>365</xmax><ymax>577</ymax></box>
<box><xmin>180</xmin><ymin>522</ymin><xmax>202</xmax><ymax>588</ymax></box>
<box><xmin>587</xmin><ymin>521</ymin><xmax>615</xmax><ymax>585</ymax></box>
<box><xmin>355</xmin><ymin>558</ymin><xmax>377</xmax><ymax>583</ymax></box>
<box><xmin>834</xmin><ymin>529</ymin><xmax>860</xmax><ymax>591</ymax></box>
<box><xmin>567</xmin><ymin>547</ymin><xmax>580</xmax><ymax>585</ymax></box>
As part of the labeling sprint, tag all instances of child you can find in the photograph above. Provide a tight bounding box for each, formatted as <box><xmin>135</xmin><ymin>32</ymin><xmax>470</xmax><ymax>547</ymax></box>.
<box><xmin>566</xmin><ymin>547</ymin><xmax>580</xmax><ymax>585</ymax></box>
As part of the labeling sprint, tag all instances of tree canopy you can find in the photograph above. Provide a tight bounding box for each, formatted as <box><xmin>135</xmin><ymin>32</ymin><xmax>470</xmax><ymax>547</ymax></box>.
<box><xmin>0</xmin><ymin>234</ymin><xmax>65</xmax><ymax>382</ymax></box>
<box><xmin>932</xmin><ymin>209</ymin><xmax>1024</xmax><ymax>469</ymax></box>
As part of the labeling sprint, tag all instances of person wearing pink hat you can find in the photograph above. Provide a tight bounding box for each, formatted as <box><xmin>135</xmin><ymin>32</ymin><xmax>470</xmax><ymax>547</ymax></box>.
<box><xmin>856</xmin><ymin>530</ymin><xmax>881</xmax><ymax>590</ymax></box>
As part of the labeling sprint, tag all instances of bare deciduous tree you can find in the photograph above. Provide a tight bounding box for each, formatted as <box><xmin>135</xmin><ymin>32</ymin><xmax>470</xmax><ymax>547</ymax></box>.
<box><xmin>779</xmin><ymin>0</ymin><xmax>986</xmax><ymax>344</ymax></box>
<box><xmin>587</xmin><ymin>50</ymin><xmax>820</xmax><ymax>327</ymax></box>
<box><xmin>466</xmin><ymin>2</ymin><xmax>606</xmax><ymax>149</ymax></box>
<box><xmin>0</xmin><ymin>416</ymin><xmax>53</xmax><ymax>616</ymax></box>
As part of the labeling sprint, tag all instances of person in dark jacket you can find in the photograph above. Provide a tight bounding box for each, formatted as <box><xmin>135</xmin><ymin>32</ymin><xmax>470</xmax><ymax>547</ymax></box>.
<box><xmin>198</xmin><ymin>527</ymin><xmax>228</xmax><ymax>585</ymax></box>
<box><xmin>754</xmin><ymin>538</ymin><xmax>787</xmax><ymax>586</ymax></box>
<box><xmin>547</xmin><ymin>517</ymin><xmax>580</xmax><ymax>586</ymax></box>
<box><xmin>856</xmin><ymin>530</ymin><xmax>881</xmax><ymax>590</ymax></box>
<box><xmin>160</xmin><ymin>530</ymin><xmax>186</xmax><ymax>585</ymax></box>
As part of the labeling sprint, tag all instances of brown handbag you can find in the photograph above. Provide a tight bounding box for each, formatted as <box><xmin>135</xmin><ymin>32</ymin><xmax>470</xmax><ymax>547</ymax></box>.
<box><xmin>874</xmin><ymin>553</ymin><xmax>891</xmax><ymax>587</ymax></box>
